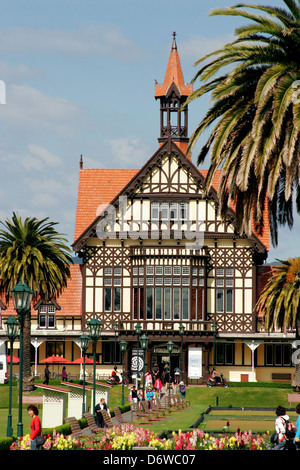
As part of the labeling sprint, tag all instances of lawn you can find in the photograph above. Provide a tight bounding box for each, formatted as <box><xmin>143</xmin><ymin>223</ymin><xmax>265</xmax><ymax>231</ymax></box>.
<box><xmin>0</xmin><ymin>381</ymin><xmax>297</xmax><ymax>438</ymax></box>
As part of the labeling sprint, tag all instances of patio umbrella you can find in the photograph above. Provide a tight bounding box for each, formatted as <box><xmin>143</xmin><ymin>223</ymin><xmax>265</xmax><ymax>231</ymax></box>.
<box><xmin>71</xmin><ymin>357</ymin><xmax>97</xmax><ymax>364</ymax></box>
<box><xmin>41</xmin><ymin>355</ymin><xmax>71</xmax><ymax>364</ymax></box>
<box><xmin>40</xmin><ymin>355</ymin><xmax>71</xmax><ymax>375</ymax></box>
<box><xmin>7</xmin><ymin>355</ymin><xmax>20</xmax><ymax>363</ymax></box>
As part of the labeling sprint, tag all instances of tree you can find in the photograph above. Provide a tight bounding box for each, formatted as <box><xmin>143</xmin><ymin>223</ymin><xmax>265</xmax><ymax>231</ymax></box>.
<box><xmin>185</xmin><ymin>1</ymin><xmax>300</xmax><ymax>246</ymax></box>
<box><xmin>0</xmin><ymin>212</ymin><xmax>73</xmax><ymax>391</ymax></box>
<box><xmin>256</xmin><ymin>258</ymin><xmax>300</xmax><ymax>390</ymax></box>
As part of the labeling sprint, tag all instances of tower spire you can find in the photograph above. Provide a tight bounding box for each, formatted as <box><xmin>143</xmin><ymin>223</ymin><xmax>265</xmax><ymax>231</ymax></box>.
<box><xmin>154</xmin><ymin>33</ymin><xmax>193</xmax><ymax>157</ymax></box>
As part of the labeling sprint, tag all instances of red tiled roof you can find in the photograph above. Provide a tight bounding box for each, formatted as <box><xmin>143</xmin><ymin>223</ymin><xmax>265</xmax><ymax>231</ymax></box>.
<box><xmin>74</xmin><ymin>168</ymin><xmax>139</xmax><ymax>242</ymax></box>
<box><xmin>0</xmin><ymin>264</ymin><xmax>82</xmax><ymax>317</ymax></box>
<box><xmin>56</xmin><ymin>264</ymin><xmax>82</xmax><ymax>316</ymax></box>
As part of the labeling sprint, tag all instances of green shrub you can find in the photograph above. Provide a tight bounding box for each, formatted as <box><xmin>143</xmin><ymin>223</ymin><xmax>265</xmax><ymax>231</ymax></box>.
<box><xmin>0</xmin><ymin>436</ymin><xmax>15</xmax><ymax>450</ymax></box>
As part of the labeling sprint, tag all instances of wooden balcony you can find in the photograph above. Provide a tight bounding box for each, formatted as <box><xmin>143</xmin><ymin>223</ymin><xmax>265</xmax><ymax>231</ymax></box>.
<box><xmin>113</xmin><ymin>319</ymin><xmax>216</xmax><ymax>342</ymax></box>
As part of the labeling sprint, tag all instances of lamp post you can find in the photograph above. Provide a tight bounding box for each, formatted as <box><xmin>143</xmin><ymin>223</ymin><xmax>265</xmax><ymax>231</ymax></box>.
<box><xmin>140</xmin><ymin>333</ymin><xmax>149</xmax><ymax>398</ymax></box>
<box><xmin>119</xmin><ymin>339</ymin><xmax>127</xmax><ymax>406</ymax></box>
<box><xmin>179</xmin><ymin>324</ymin><xmax>185</xmax><ymax>382</ymax></box>
<box><xmin>79</xmin><ymin>333</ymin><xmax>90</xmax><ymax>415</ymax></box>
<box><xmin>167</xmin><ymin>340</ymin><xmax>174</xmax><ymax>396</ymax></box>
<box><xmin>10</xmin><ymin>281</ymin><xmax>34</xmax><ymax>438</ymax></box>
<box><xmin>135</xmin><ymin>323</ymin><xmax>141</xmax><ymax>388</ymax></box>
<box><xmin>113</xmin><ymin>321</ymin><xmax>118</xmax><ymax>370</ymax></box>
<box><xmin>87</xmin><ymin>317</ymin><xmax>103</xmax><ymax>417</ymax></box>
<box><xmin>5</xmin><ymin>316</ymin><xmax>19</xmax><ymax>437</ymax></box>
<box><xmin>212</xmin><ymin>322</ymin><xmax>217</xmax><ymax>369</ymax></box>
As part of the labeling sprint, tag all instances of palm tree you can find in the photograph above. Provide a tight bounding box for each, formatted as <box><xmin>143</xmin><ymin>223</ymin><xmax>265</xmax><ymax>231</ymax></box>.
<box><xmin>185</xmin><ymin>1</ymin><xmax>300</xmax><ymax>246</ymax></box>
<box><xmin>256</xmin><ymin>258</ymin><xmax>300</xmax><ymax>390</ymax></box>
<box><xmin>0</xmin><ymin>212</ymin><xmax>73</xmax><ymax>391</ymax></box>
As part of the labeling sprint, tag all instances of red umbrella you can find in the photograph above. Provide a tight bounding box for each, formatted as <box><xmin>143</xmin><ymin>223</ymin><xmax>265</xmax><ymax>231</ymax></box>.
<box><xmin>40</xmin><ymin>355</ymin><xmax>71</xmax><ymax>376</ymax></box>
<box><xmin>71</xmin><ymin>357</ymin><xmax>98</xmax><ymax>364</ymax></box>
<box><xmin>41</xmin><ymin>355</ymin><xmax>71</xmax><ymax>364</ymax></box>
<box><xmin>7</xmin><ymin>355</ymin><xmax>19</xmax><ymax>363</ymax></box>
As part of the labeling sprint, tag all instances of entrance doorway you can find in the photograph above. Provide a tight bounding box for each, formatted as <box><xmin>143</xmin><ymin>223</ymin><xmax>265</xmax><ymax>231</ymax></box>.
<box><xmin>151</xmin><ymin>353</ymin><xmax>180</xmax><ymax>383</ymax></box>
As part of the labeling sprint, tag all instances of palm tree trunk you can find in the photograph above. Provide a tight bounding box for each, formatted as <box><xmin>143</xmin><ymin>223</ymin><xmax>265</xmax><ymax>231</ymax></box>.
<box><xmin>22</xmin><ymin>309</ymin><xmax>34</xmax><ymax>392</ymax></box>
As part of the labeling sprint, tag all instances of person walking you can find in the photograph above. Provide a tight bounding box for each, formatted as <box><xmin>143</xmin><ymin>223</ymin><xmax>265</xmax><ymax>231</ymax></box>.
<box><xmin>146</xmin><ymin>386</ymin><xmax>154</xmax><ymax>409</ymax></box>
<box><xmin>95</xmin><ymin>398</ymin><xmax>110</xmax><ymax>428</ymax></box>
<box><xmin>43</xmin><ymin>364</ymin><xmax>50</xmax><ymax>384</ymax></box>
<box><xmin>61</xmin><ymin>366</ymin><xmax>67</xmax><ymax>381</ymax></box>
<box><xmin>274</xmin><ymin>406</ymin><xmax>289</xmax><ymax>450</ymax></box>
<box><xmin>131</xmin><ymin>385</ymin><xmax>138</xmax><ymax>403</ymax></box>
<box><xmin>27</xmin><ymin>405</ymin><xmax>42</xmax><ymax>450</ymax></box>
<box><xmin>154</xmin><ymin>376</ymin><xmax>162</xmax><ymax>398</ymax></box>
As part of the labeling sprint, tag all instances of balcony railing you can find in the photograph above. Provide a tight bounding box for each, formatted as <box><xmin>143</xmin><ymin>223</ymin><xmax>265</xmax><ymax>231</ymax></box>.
<box><xmin>112</xmin><ymin>319</ymin><xmax>216</xmax><ymax>335</ymax></box>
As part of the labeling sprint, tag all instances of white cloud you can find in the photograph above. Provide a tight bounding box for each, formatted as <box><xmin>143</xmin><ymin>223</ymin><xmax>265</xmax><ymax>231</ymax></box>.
<box><xmin>0</xmin><ymin>61</ymin><xmax>42</xmax><ymax>83</ymax></box>
<box><xmin>0</xmin><ymin>84</ymin><xmax>81</xmax><ymax>131</ymax></box>
<box><xmin>0</xmin><ymin>25</ymin><xmax>146</xmax><ymax>62</ymax></box>
<box><xmin>17</xmin><ymin>144</ymin><xmax>63</xmax><ymax>171</ymax></box>
<box><xmin>107</xmin><ymin>137</ymin><xmax>149</xmax><ymax>166</ymax></box>
<box><xmin>28</xmin><ymin>144</ymin><xmax>62</xmax><ymax>168</ymax></box>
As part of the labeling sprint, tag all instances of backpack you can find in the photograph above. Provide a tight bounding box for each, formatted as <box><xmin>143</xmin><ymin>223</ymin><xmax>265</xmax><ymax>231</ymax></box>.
<box><xmin>283</xmin><ymin>418</ymin><xmax>296</xmax><ymax>439</ymax></box>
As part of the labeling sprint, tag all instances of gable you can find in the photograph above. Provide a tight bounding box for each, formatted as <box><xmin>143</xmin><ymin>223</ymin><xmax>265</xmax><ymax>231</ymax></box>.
<box><xmin>72</xmin><ymin>140</ymin><xmax>269</xmax><ymax>254</ymax></box>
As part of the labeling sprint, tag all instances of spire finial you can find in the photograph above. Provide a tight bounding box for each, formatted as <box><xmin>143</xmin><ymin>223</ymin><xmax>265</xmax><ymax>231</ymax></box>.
<box><xmin>80</xmin><ymin>154</ymin><xmax>83</xmax><ymax>170</ymax></box>
<box><xmin>172</xmin><ymin>31</ymin><xmax>177</xmax><ymax>51</ymax></box>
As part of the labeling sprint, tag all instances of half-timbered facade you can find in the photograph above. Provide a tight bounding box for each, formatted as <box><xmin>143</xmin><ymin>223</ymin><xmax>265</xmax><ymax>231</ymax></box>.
<box><xmin>71</xmin><ymin>34</ymin><xmax>292</xmax><ymax>384</ymax></box>
<box><xmin>0</xmin><ymin>34</ymin><xmax>296</xmax><ymax>384</ymax></box>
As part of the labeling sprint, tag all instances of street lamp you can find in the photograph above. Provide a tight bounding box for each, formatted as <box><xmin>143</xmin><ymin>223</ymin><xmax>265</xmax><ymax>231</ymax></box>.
<box><xmin>5</xmin><ymin>316</ymin><xmax>19</xmax><ymax>437</ymax></box>
<box><xmin>212</xmin><ymin>322</ymin><xmax>218</xmax><ymax>369</ymax></box>
<box><xmin>135</xmin><ymin>323</ymin><xmax>142</xmax><ymax>388</ymax></box>
<box><xmin>179</xmin><ymin>324</ymin><xmax>185</xmax><ymax>382</ymax></box>
<box><xmin>167</xmin><ymin>340</ymin><xmax>174</xmax><ymax>396</ymax></box>
<box><xmin>140</xmin><ymin>333</ymin><xmax>149</xmax><ymax>398</ymax></box>
<box><xmin>79</xmin><ymin>333</ymin><xmax>90</xmax><ymax>415</ymax></box>
<box><xmin>119</xmin><ymin>339</ymin><xmax>127</xmax><ymax>406</ymax></box>
<box><xmin>10</xmin><ymin>281</ymin><xmax>34</xmax><ymax>437</ymax></box>
<box><xmin>87</xmin><ymin>317</ymin><xmax>103</xmax><ymax>417</ymax></box>
<box><xmin>113</xmin><ymin>321</ymin><xmax>118</xmax><ymax>370</ymax></box>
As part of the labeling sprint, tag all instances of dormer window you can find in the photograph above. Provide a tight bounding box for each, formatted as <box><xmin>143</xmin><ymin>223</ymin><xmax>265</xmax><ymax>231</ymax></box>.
<box><xmin>39</xmin><ymin>304</ymin><xmax>56</xmax><ymax>329</ymax></box>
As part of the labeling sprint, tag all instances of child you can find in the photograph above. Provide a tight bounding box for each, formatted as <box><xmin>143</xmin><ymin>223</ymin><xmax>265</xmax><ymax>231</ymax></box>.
<box><xmin>179</xmin><ymin>381</ymin><xmax>186</xmax><ymax>399</ymax></box>
<box><xmin>154</xmin><ymin>377</ymin><xmax>162</xmax><ymax>398</ymax></box>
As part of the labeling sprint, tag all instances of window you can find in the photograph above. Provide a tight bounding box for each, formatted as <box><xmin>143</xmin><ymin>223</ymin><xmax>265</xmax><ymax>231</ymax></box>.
<box><xmin>161</xmin><ymin>202</ymin><xmax>169</xmax><ymax>220</ymax></box>
<box><xmin>38</xmin><ymin>305</ymin><xmax>56</xmax><ymax>329</ymax></box>
<box><xmin>216</xmin><ymin>342</ymin><xmax>234</xmax><ymax>366</ymax></box>
<box><xmin>104</xmin><ymin>266</ymin><xmax>122</xmax><ymax>312</ymax></box>
<box><xmin>133</xmin><ymin>263</ymin><xmax>190</xmax><ymax>321</ymax></box>
<box><xmin>170</xmin><ymin>203</ymin><xmax>178</xmax><ymax>220</ymax></box>
<box><xmin>151</xmin><ymin>202</ymin><xmax>188</xmax><ymax>221</ymax></box>
<box><xmin>265</xmin><ymin>343</ymin><xmax>292</xmax><ymax>366</ymax></box>
<box><xmin>46</xmin><ymin>341</ymin><xmax>64</xmax><ymax>358</ymax></box>
<box><xmin>102</xmin><ymin>342</ymin><xmax>121</xmax><ymax>364</ymax></box>
<box><xmin>105</xmin><ymin>287</ymin><xmax>121</xmax><ymax>312</ymax></box>
<box><xmin>151</xmin><ymin>202</ymin><xmax>159</xmax><ymax>220</ymax></box>
<box><xmin>216</xmin><ymin>267</ymin><xmax>234</xmax><ymax>313</ymax></box>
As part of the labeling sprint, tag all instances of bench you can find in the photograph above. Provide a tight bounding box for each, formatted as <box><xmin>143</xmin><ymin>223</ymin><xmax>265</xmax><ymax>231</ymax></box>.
<box><xmin>271</xmin><ymin>373</ymin><xmax>292</xmax><ymax>382</ymax></box>
<box><xmin>288</xmin><ymin>394</ymin><xmax>300</xmax><ymax>407</ymax></box>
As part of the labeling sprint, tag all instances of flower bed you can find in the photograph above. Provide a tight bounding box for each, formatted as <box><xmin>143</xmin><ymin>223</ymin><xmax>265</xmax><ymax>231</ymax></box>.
<box><xmin>10</xmin><ymin>424</ymin><xmax>273</xmax><ymax>450</ymax></box>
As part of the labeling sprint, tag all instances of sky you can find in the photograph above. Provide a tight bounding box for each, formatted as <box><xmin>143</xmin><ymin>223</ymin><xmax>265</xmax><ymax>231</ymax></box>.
<box><xmin>0</xmin><ymin>0</ymin><xmax>298</xmax><ymax>263</ymax></box>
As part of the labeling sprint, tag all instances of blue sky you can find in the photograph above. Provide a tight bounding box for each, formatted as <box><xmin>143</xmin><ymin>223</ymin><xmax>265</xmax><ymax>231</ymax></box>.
<box><xmin>0</xmin><ymin>0</ymin><xmax>297</xmax><ymax>262</ymax></box>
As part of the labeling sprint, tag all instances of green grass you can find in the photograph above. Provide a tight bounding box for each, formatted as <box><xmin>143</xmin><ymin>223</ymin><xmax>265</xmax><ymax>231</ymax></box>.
<box><xmin>0</xmin><ymin>381</ymin><xmax>297</xmax><ymax>437</ymax></box>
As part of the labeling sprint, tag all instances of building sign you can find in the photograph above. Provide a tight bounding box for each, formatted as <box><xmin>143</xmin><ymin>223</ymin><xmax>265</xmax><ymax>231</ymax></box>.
<box><xmin>188</xmin><ymin>347</ymin><xmax>202</xmax><ymax>379</ymax></box>
<box><xmin>131</xmin><ymin>348</ymin><xmax>144</xmax><ymax>373</ymax></box>
<box><xmin>153</xmin><ymin>345</ymin><xmax>180</xmax><ymax>354</ymax></box>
